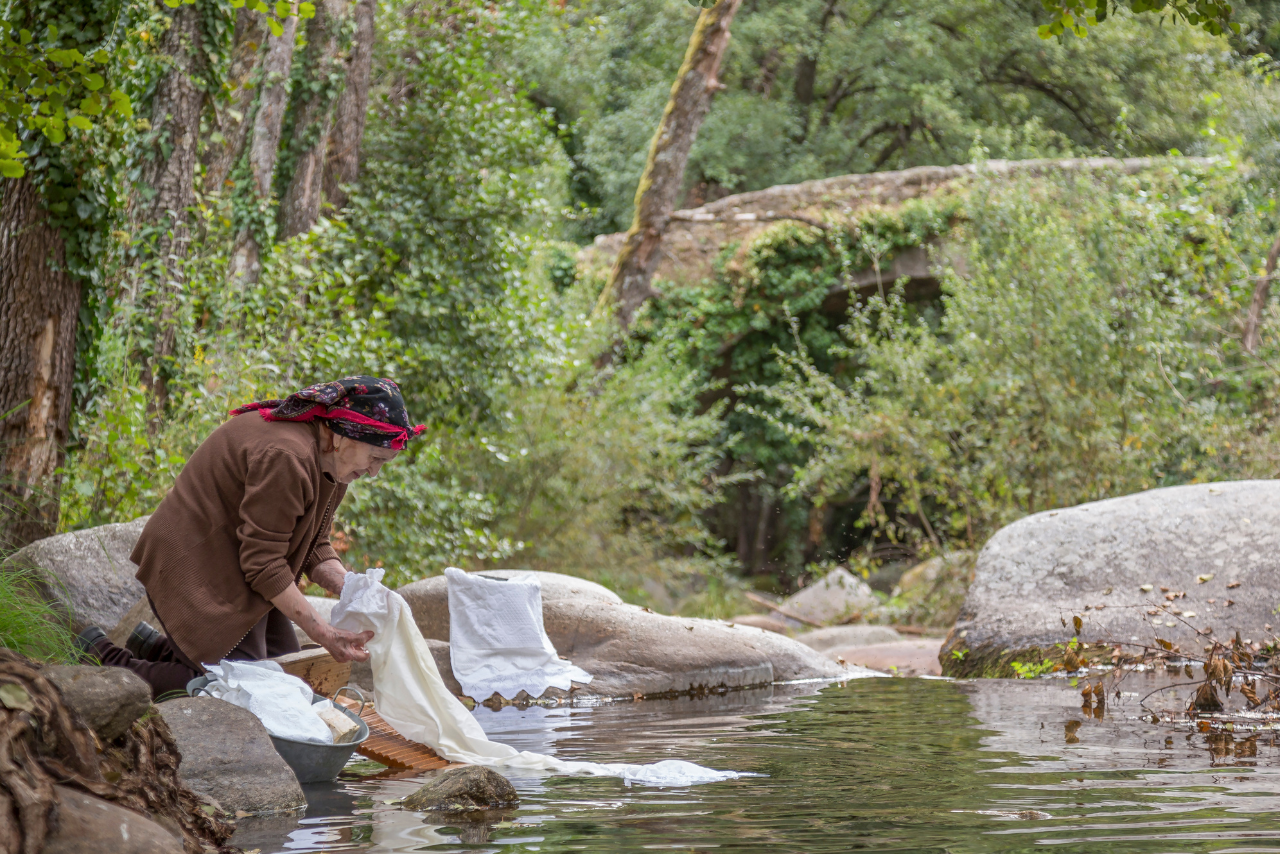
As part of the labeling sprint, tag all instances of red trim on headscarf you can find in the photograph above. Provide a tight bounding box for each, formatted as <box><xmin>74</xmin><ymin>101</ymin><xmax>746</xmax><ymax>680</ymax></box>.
<box><xmin>231</xmin><ymin>401</ymin><xmax>423</xmax><ymax>449</ymax></box>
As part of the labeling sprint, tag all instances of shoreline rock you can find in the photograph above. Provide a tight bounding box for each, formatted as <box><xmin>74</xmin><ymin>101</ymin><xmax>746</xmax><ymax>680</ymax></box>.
<box><xmin>942</xmin><ymin>481</ymin><xmax>1280</xmax><ymax>677</ymax></box>
<box><xmin>157</xmin><ymin>697</ymin><xmax>305</xmax><ymax>815</ymax></box>
<box><xmin>43</xmin><ymin>665</ymin><xmax>151</xmax><ymax>741</ymax></box>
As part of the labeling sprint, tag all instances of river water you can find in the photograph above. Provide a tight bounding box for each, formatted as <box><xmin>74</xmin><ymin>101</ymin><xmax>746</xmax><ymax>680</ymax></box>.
<box><xmin>229</xmin><ymin>674</ymin><xmax>1280</xmax><ymax>853</ymax></box>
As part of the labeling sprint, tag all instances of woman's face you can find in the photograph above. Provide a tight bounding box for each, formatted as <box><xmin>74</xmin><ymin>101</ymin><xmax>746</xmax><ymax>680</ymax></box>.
<box><xmin>323</xmin><ymin>432</ymin><xmax>400</xmax><ymax>483</ymax></box>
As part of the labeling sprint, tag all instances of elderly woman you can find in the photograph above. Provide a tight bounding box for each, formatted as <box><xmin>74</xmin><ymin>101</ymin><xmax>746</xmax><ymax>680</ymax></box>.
<box><xmin>77</xmin><ymin>376</ymin><xmax>423</xmax><ymax>698</ymax></box>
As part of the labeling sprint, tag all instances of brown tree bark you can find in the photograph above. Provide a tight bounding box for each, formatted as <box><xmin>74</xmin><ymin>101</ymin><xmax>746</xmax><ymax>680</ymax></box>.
<box><xmin>599</xmin><ymin>0</ymin><xmax>743</xmax><ymax>330</ymax></box>
<box><xmin>130</xmin><ymin>2</ymin><xmax>209</xmax><ymax>403</ymax></box>
<box><xmin>1242</xmin><ymin>229</ymin><xmax>1280</xmax><ymax>354</ymax></box>
<box><xmin>322</xmin><ymin>0</ymin><xmax>376</xmax><ymax>212</ymax></box>
<box><xmin>279</xmin><ymin>0</ymin><xmax>351</xmax><ymax>239</ymax></box>
<box><xmin>0</xmin><ymin>177</ymin><xmax>82</xmax><ymax>550</ymax></box>
<box><xmin>202</xmin><ymin>7</ymin><xmax>269</xmax><ymax>194</ymax></box>
<box><xmin>230</xmin><ymin>3</ymin><xmax>300</xmax><ymax>284</ymax></box>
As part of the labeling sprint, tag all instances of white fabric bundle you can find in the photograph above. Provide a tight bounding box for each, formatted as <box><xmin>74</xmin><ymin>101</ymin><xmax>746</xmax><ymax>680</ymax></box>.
<box><xmin>445</xmin><ymin>567</ymin><xmax>593</xmax><ymax>701</ymax></box>
<box><xmin>331</xmin><ymin>569</ymin><xmax>748</xmax><ymax>786</ymax></box>
<box><xmin>200</xmin><ymin>659</ymin><xmax>334</xmax><ymax>744</ymax></box>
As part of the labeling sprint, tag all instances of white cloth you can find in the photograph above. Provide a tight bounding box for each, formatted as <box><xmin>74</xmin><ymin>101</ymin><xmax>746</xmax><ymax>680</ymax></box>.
<box><xmin>330</xmin><ymin>569</ymin><xmax>749</xmax><ymax>786</ymax></box>
<box><xmin>445</xmin><ymin>567</ymin><xmax>593</xmax><ymax>701</ymax></box>
<box><xmin>200</xmin><ymin>660</ymin><xmax>334</xmax><ymax>744</ymax></box>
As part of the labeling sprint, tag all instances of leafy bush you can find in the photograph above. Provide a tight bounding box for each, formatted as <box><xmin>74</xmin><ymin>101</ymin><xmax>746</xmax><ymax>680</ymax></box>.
<box><xmin>754</xmin><ymin>164</ymin><xmax>1280</xmax><ymax>557</ymax></box>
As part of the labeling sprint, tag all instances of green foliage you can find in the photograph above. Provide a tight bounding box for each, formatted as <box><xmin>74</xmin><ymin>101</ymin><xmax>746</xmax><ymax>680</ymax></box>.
<box><xmin>516</xmin><ymin>0</ymin><xmax>1245</xmax><ymax>236</ymax></box>
<box><xmin>1010</xmin><ymin>658</ymin><xmax>1054</xmax><ymax>678</ymax></box>
<box><xmin>0</xmin><ymin>563</ymin><xmax>76</xmax><ymax>663</ymax></box>
<box><xmin>1038</xmin><ymin>0</ymin><xmax>1238</xmax><ymax>40</ymax></box>
<box><xmin>755</xmin><ymin>165</ymin><xmax>1280</xmax><ymax>557</ymax></box>
<box><xmin>0</xmin><ymin>13</ymin><xmax>131</xmax><ymax>177</ymax></box>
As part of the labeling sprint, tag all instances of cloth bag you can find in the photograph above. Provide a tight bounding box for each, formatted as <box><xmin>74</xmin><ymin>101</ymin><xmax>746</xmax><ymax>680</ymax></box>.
<box><xmin>331</xmin><ymin>569</ymin><xmax>747</xmax><ymax>786</ymax></box>
<box><xmin>445</xmin><ymin>567</ymin><xmax>592</xmax><ymax>701</ymax></box>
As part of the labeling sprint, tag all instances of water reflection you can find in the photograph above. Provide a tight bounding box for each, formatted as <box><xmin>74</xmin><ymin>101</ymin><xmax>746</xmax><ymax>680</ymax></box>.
<box><xmin>232</xmin><ymin>675</ymin><xmax>1280</xmax><ymax>853</ymax></box>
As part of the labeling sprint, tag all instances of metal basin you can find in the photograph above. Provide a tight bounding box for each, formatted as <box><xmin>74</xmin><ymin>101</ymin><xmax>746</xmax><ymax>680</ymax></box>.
<box><xmin>186</xmin><ymin>677</ymin><xmax>370</xmax><ymax>784</ymax></box>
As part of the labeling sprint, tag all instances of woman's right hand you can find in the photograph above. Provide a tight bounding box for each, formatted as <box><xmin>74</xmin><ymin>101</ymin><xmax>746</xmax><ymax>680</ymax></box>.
<box><xmin>314</xmin><ymin>623</ymin><xmax>374</xmax><ymax>663</ymax></box>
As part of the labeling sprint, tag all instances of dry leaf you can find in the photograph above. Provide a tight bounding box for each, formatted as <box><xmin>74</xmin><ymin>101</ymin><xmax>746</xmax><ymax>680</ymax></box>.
<box><xmin>1073</xmin><ymin>615</ymin><xmax>1083</xmax><ymax>633</ymax></box>
<box><xmin>1197</xmin><ymin>573</ymin><xmax>1214</xmax><ymax>584</ymax></box>
<box><xmin>1140</xmin><ymin>584</ymin><xmax>1154</xmax><ymax>592</ymax></box>
<box><xmin>1227</xmin><ymin>581</ymin><xmax>1241</xmax><ymax>589</ymax></box>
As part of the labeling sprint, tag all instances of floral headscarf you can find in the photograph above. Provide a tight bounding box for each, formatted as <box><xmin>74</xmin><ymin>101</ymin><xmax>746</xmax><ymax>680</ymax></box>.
<box><xmin>230</xmin><ymin>376</ymin><xmax>426</xmax><ymax>450</ymax></box>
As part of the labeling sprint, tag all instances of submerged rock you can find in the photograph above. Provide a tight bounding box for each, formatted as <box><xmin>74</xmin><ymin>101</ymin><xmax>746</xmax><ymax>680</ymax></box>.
<box><xmin>781</xmin><ymin>568</ymin><xmax>878</xmax><ymax>626</ymax></box>
<box><xmin>942</xmin><ymin>481</ymin><xmax>1280</xmax><ymax>677</ymax></box>
<box><xmin>403</xmin><ymin>766</ymin><xmax>519</xmax><ymax>812</ymax></box>
<box><xmin>6</xmin><ymin>517</ymin><xmax>149</xmax><ymax>629</ymax></box>
<box><xmin>44</xmin><ymin>785</ymin><xmax>184</xmax><ymax>854</ymax></box>
<box><xmin>157</xmin><ymin>697</ymin><xmax>304</xmax><ymax>815</ymax></box>
<box><xmin>43</xmin><ymin>664</ymin><xmax>151</xmax><ymax>741</ymax></box>
<box><xmin>796</xmin><ymin>625</ymin><xmax>902</xmax><ymax>652</ymax></box>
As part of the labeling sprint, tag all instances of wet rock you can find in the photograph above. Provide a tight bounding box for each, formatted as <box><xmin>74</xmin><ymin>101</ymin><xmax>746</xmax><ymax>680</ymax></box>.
<box><xmin>796</xmin><ymin>625</ymin><xmax>902</xmax><ymax>653</ymax></box>
<box><xmin>404</xmin><ymin>570</ymin><xmax>860</xmax><ymax>698</ymax></box>
<box><xmin>6</xmin><ymin>517</ymin><xmax>149</xmax><ymax>629</ymax></box>
<box><xmin>43</xmin><ymin>664</ymin><xmax>151</xmax><ymax>741</ymax></box>
<box><xmin>830</xmin><ymin>639</ymin><xmax>943</xmax><ymax>676</ymax></box>
<box><xmin>44</xmin><ymin>785</ymin><xmax>183</xmax><ymax>854</ymax></box>
<box><xmin>399</xmin><ymin>570</ymin><xmax>622</xmax><ymax>641</ymax></box>
<box><xmin>781</xmin><ymin>568</ymin><xmax>877</xmax><ymax>626</ymax></box>
<box><xmin>942</xmin><ymin>481</ymin><xmax>1280</xmax><ymax>677</ymax></box>
<box><xmin>157</xmin><ymin>697</ymin><xmax>304</xmax><ymax>815</ymax></box>
<box><xmin>727</xmin><ymin>614</ymin><xmax>792</xmax><ymax>634</ymax></box>
<box><xmin>402</xmin><ymin>766</ymin><xmax>519</xmax><ymax>812</ymax></box>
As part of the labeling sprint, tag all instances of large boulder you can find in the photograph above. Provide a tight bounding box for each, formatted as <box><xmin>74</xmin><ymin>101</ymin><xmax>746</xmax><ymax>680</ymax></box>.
<box><xmin>942</xmin><ymin>481</ymin><xmax>1280</xmax><ymax>677</ymax></box>
<box><xmin>157</xmin><ymin>697</ymin><xmax>305</xmax><ymax>815</ymax></box>
<box><xmin>44</xmin><ymin>665</ymin><xmax>151</xmax><ymax>741</ymax></box>
<box><xmin>402</xmin><ymin>766</ymin><xmax>519</xmax><ymax>812</ymax></box>
<box><xmin>44</xmin><ymin>785</ymin><xmax>183</xmax><ymax>854</ymax></box>
<box><xmin>400</xmin><ymin>570</ymin><xmax>858</xmax><ymax>698</ymax></box>
<box><xmin>780</xmin><ymin>567</ymin><xmax>878</xmax><ymax>626</ymax></box>
<box><xmin>6</xmin><ymin>517</ymin><xmax>149</xmax><ymax>630</ymax></box>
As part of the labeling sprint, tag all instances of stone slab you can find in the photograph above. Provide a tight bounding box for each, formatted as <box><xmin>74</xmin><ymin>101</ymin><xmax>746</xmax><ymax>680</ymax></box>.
<box><xmin>44</xmin><ymin>785</ymin><xmax>183</xmax><ymax>854</ymax></box>
<box><xmin>796</xmin><ymin>625</ymin><xmax>903</xmax><ymax>653</ymax></box>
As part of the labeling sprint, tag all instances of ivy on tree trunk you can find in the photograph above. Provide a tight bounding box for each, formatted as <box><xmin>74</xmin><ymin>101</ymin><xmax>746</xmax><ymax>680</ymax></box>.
<box><xmin>322</xmin><ymin>0</ymin><xmax>376</xmax><ymax>212</ymax></box>
<box><xmin>203</xmin><ymin>7</ymin><xmax>269</xmax><ymax>195</ymax></box>
<box><xmin>280</xmin><ymin>0</ymin><xmax>351</xmax><ymax>239</ymax></box>
<box><xmin>601</xmin><ymin>0</ymin><xmax>743</xmax><ymax>331</ymax></box>
<box><xmin>231</xmin><ymin>3</ymin><xmax>300</xmax><ymax>285</ymax></box>
<box><xmin>129</xmin><ymin>3</ymin><xmax>210</xmax><ymax>405</ymax></box>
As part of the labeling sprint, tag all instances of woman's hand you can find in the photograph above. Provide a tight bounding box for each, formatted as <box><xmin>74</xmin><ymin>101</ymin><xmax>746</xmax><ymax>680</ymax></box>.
<box><xmin>311</xmin><ymin>623</ymin><xmax>375</xmax><ymax>663</ymax></box>
<box><xmin>271</xmin><ymin>582</ymin><xmax>373</xmax><ymax>662</ymax></box>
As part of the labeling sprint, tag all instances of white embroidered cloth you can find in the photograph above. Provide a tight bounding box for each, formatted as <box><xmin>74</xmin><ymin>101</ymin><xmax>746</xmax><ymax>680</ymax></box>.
<box><xmin>445</xmin><ymin>567</ymin><xmax>592</xmax><ymax>701</ymax></box>
<box><xmin>330</xmin><ymin>568</ymin><xmax>749</xmax><ymax>786</ymax></box>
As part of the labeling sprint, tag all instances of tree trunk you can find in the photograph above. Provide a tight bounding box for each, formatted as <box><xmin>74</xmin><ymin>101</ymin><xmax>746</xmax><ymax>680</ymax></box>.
<box><xmin>230</xmin><ymin>3</ymin><xmax>300</xmax><ymax>285</ymax></box>
<box><xmin>322</xmin><ymin>0</ymin><xmax>376</xmax><ymax>212</ymax></box>
<box><xmin>599</xmin><ymin>0</ymin><xmax>743</xmax><ymax>330</ymax></box>
<box><xmin>131</xmin><ymin>3</ymin><xmax>209</xmax><ymax>403</ymax></box>
<box><xmin>279</xmin><ymin>0</ymin><xmax>350</xmax><ymax>239</ymax></box>
<box><xmin>0</xmin><ymin>177</ymin><xmax>82</xmax><ymax>550</ymax></box>
<box><xmin>202</xmin><ymin>7</ymin><xmax>269</xmax><ymax>195</ymax></box>
<box><xmin>1242</xmin><ymin>229</ymin><xmax>1280</xmax><ymax>354</ymax></box>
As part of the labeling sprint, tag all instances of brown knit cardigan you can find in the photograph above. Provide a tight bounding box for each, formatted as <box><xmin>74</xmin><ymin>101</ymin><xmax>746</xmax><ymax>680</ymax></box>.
<box><xmin>131</xmin><ymin>415</ymin><xmax>347</xmax><ymax>666</ymax></box>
